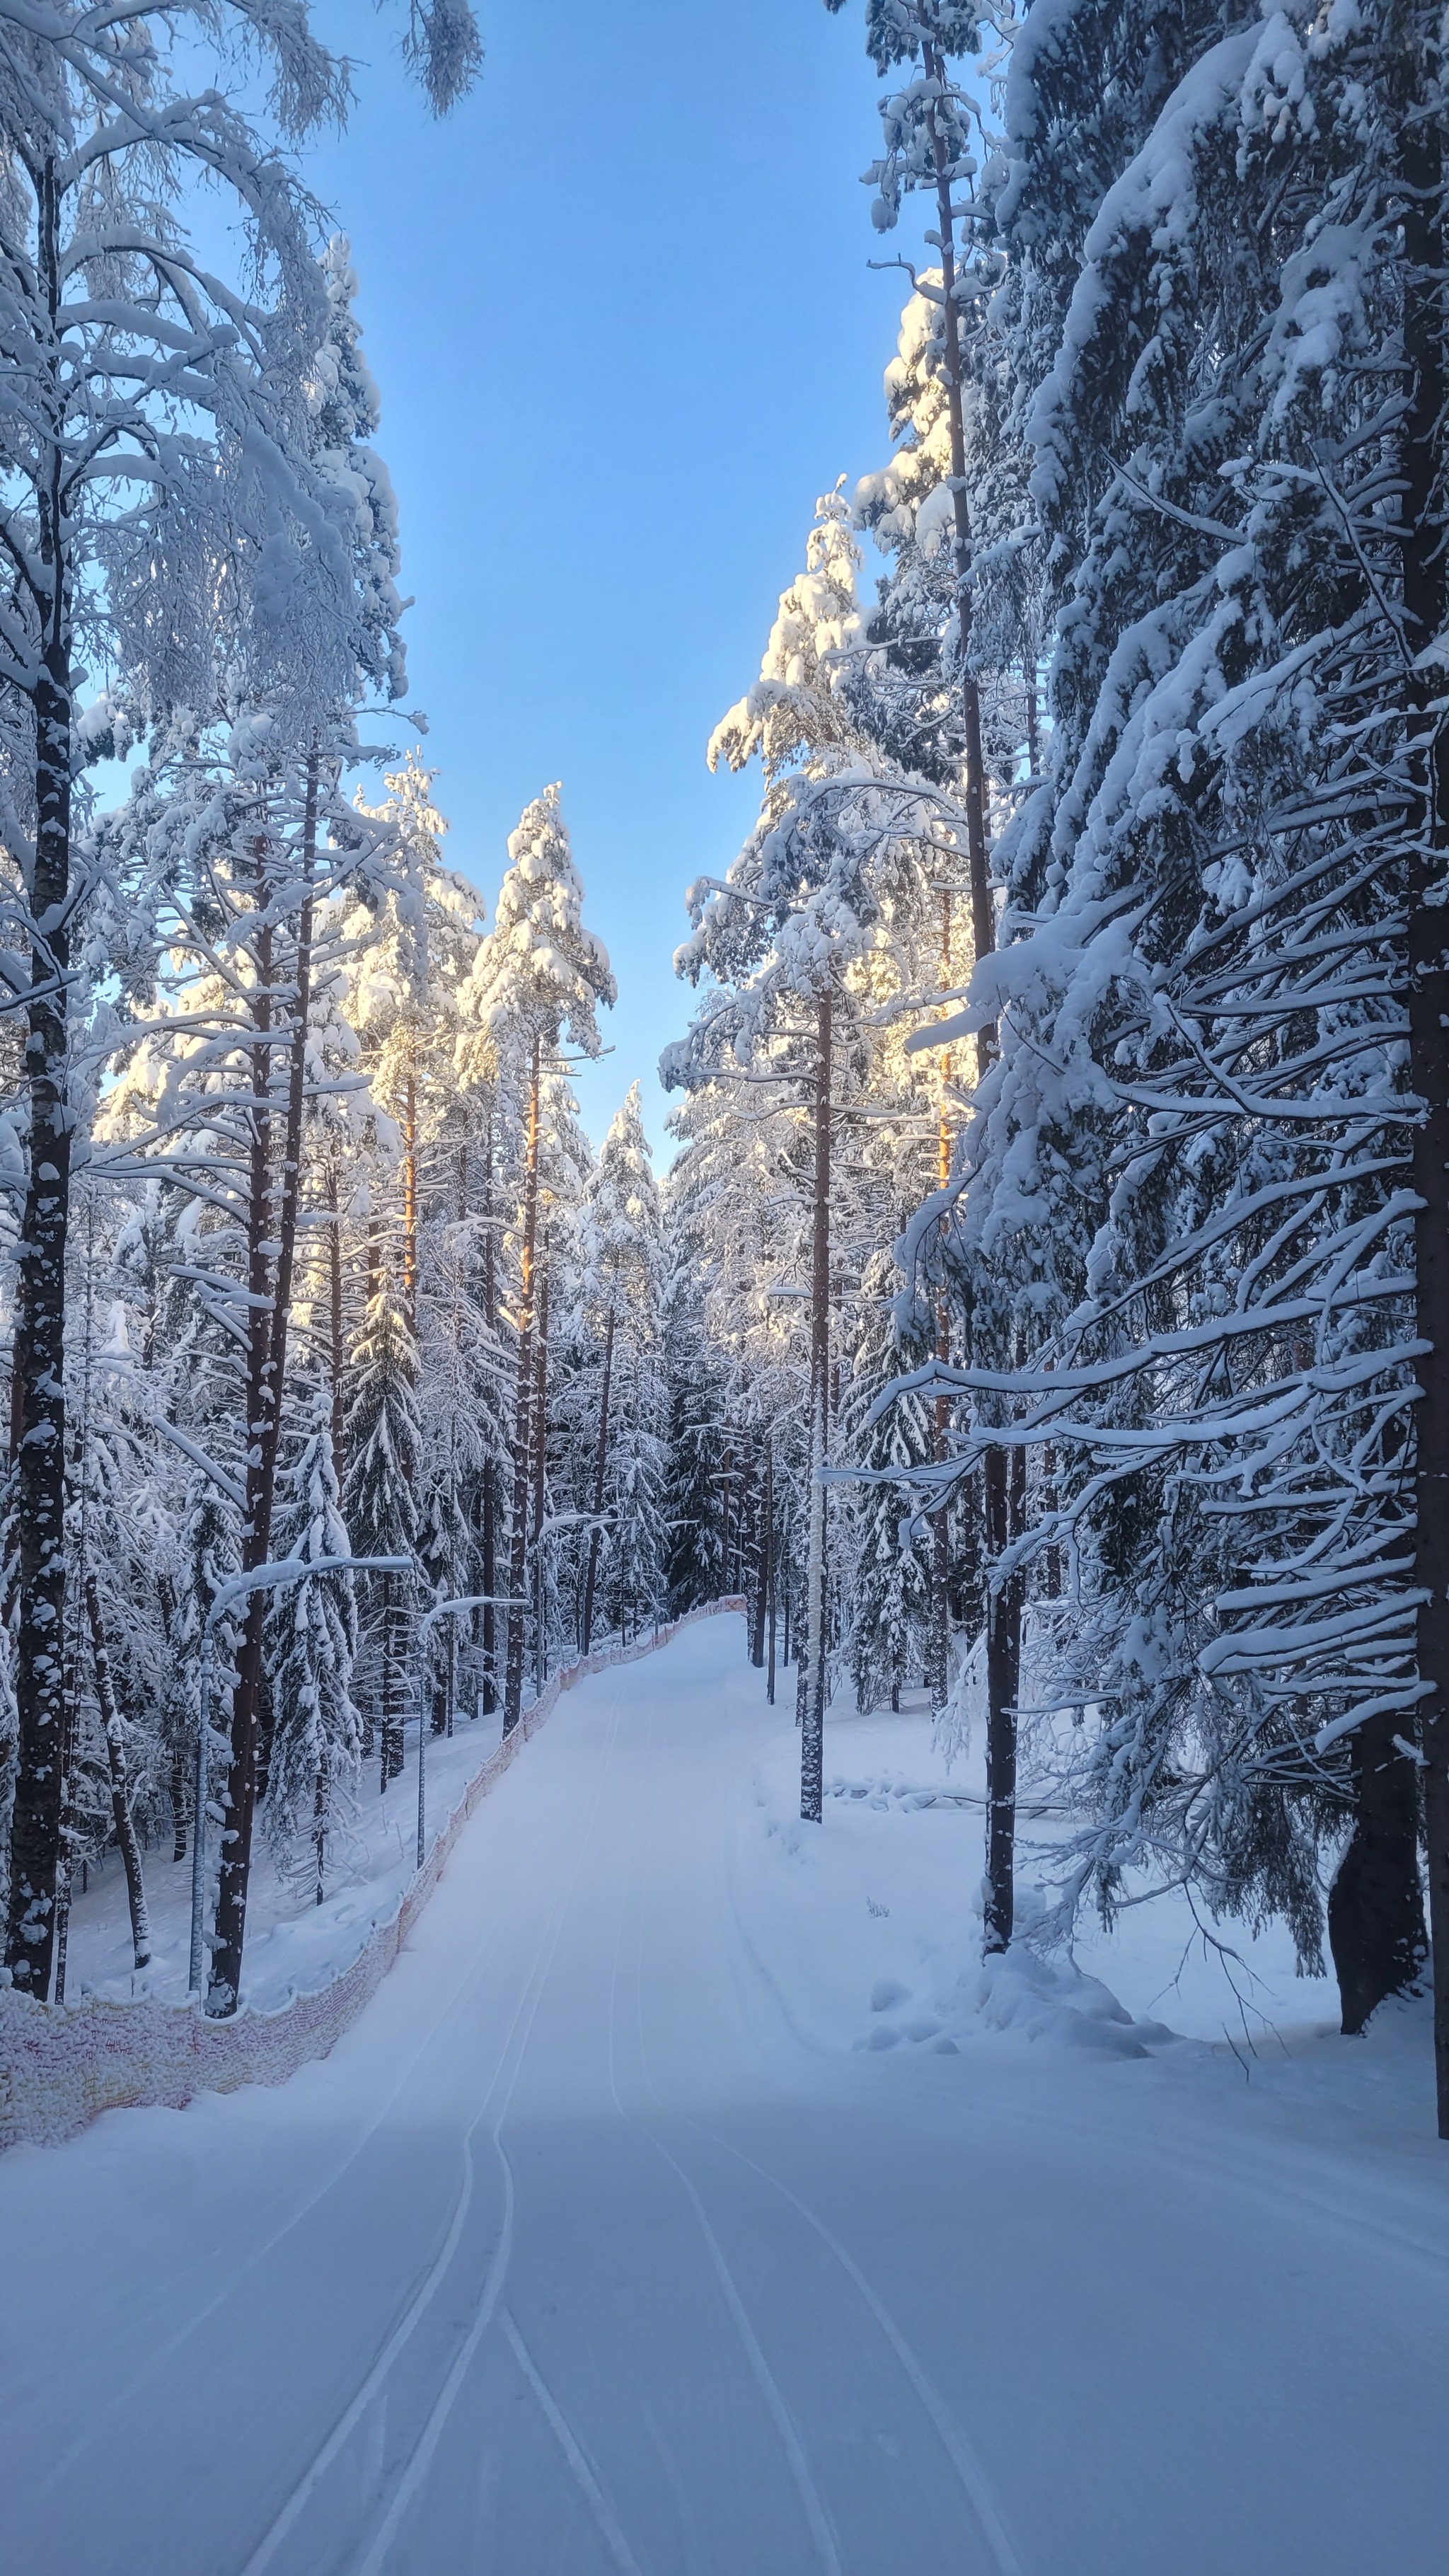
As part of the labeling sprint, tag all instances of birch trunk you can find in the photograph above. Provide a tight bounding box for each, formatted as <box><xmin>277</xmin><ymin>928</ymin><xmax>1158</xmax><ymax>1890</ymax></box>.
<box><xmin>4</xmin><ymin>161</ymin><xmax>73</xmax><ymax>1997</ymax></box>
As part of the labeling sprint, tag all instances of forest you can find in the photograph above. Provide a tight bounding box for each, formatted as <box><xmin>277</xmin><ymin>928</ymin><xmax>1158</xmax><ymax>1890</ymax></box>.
<box><xmin>1</xmin><ymin>0</ymin><xmax>1446</xmax><ymax>2155</ymax></box>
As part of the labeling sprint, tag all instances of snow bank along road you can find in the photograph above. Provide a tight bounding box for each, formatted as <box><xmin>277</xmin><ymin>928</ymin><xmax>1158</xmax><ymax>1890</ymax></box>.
<box><xmin>2</xmin><ymin>1617</ymin><xmax>1445</xmax><ymax>2576</ymax></box>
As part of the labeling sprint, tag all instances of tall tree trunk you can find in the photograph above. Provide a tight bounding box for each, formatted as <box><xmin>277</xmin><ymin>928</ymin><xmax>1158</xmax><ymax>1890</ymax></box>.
<box><xmin>765</xmin><ymin>1440</ymin><xmax>777</xmax><ymax>1703</ymax></box>
<box><xmin>929</xmin><ymin>889</ymin><xmax>954</xmax><ymax>1712</ymax></box>
<box><xmin>379</xmin><ymin>1571</ymin><xmax>403</xmax><ymax>1791</ymax></box>
<box><xmin>982</xmin><ymin>1434</ymin><xmax>1022</xmax><ymax>1955</ymax></box>
<box><xmin>531</xmin><ymin>1242</ymin><xmax>551</xmax><ymax>1699</ymax></box>
<box><xmin>480</xmin><ymin>1104</ymin><xmax>497</xmax><ymax>1712</ymax></box>
<box><xmin>751</xmin><ymin>1433</ymin><xmax>768</xmax><ymax>1669</ymax></box>
<box><xmin>1400</xmin><ymin>23</ymin><xmax>1445</xmax><ymax>2110</ymax></box>
<box><xmin>402</xmin><ymin>1063</ymin><xmax>419</xmax><ymax>1340</ymax></box>
<box><xmin>802</xmin><ymin>993</ymin><xmax>833</xmax><ymax>1823</ymax></box>
<box><xmin>328</xmin><ymin>1162</ymin><xmax>346</xmax><ymax>1474</ymax></box>
<box><xmin>209</xmin><ymin>772</ymin><xmax>317</xmax><ymax>2016</ymax></box>
<box><xmin>582</xmin><ymin>1305</ymin><xmax>616</xmax><ymax>1653</ymax></box>
<box><xmin>925</xmin><ymin>45</ymin><xmax>1022</xmax><ymax>1944</ymax></box>
<box><xmin>503</xmin><ymin>1037</ymin><xmax>542</xmax><ymax>1735</ymax></box>
<box><xmin>83</xmin><ymin>1574</ymin><xmax>150</xmax><ymax>1971</ymax></box>
<box><xmin>925</xmin><ymin>41</ymin><xmax>995</xmax><ymax>1076</ymax></box>
<box><xmin>5</xmin><ymin>161</ymin><xmax>73</xmax><ymax>1997</ymax></box>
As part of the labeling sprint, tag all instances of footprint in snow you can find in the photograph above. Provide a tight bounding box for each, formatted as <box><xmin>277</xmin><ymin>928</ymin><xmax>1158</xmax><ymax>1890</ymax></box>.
<box><xmin>870</xmin><ymin>1979</ymin><xmax>911</xmax><ymax>2012</ymax></box>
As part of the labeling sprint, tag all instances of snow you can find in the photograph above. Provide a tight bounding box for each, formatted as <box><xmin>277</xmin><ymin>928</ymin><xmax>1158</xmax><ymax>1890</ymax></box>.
<box><xmin>60</xmin><ymin>1702</ymin><xmax>511</xmax><ymax>2012</ymax></box>
<box><xmin>3</xmin><ymin>1615</ymin><xmax>1445</xmax><ymax>2575</ymax></box>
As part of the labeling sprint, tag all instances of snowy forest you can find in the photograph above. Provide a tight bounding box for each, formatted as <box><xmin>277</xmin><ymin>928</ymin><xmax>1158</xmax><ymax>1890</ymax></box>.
<box><xmin>1</xmin><ymin>0</ymin><xmax>1447</xmax><ymax>2156</ymax></box>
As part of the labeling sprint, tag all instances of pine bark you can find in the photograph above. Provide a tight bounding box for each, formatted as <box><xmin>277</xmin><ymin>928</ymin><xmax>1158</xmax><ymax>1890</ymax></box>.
<box><xmin>83</xmin><ymin>1574</ymin><xmax>150</xmax><ymax>1970</ymax></box>
<box><xmin>502</xmin><ymin>1038</ymin><xmax>542</xmax><ymax>1735</ymax></box>
<box><xmin>1399</xmin><ymin>23</ymin><xmax>1448</xmax><ymax>2118</ymax></box>
<box><xmin>802</xmin><ymin>993</ymin><xmax>832</xmax><ymax>1823</ymax></box>
<box><xmin>924</xmin><ymin>41</ymin><xmax>995</xmax><ymax>1074</ymax></box>
<box><xmin>751</xmin><ymin>1434</ymin><xmax>769</xmax><ymax>1670</ymax></box>
<box><xmin>531</xmin><ymin>1245</ymin><xmax>551</xmax><ymax>1697</ymax></box>
<box><xmin>582</xmin><ymin>1305</ymin><xmax>615</xmax><ymax>1653</ymax></box>
<box><xmin>328</xmin><ymin>1162</ymin><xmax>346</xmax><ymax>1474</ymax></box>
<box><xmin>480</xmin><ymin>1107</ymin><xmax>497</xmax><ymax>1711</ymax></box>
<box><xmin>208</xmin><ymin>774</ymin><xmax>317</xmax><ymax>2014</ymax></box>
<box><xmin>765</xmin><ymin>1440</ymin><xmax>777</xmax><ymax>1704</ymax></box>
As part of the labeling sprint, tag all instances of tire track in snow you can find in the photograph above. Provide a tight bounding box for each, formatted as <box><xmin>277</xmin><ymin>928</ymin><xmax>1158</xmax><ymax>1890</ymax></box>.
<box><xmin>238</xmin><ymin>1684</ymin><xmax>631</xmax><ymax>2576</ymax></box>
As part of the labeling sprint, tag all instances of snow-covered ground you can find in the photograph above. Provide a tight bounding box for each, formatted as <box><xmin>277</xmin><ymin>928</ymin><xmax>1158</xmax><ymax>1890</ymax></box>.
<box><xmin>2</xmin><ymin>1614</ymin><xmax>1445</xmax><ymax>2575</ymax></box>
<box><xmin>61</xmin><ymin>1700</ymin><xmax>510</xmax><ymax>2010</ymax></box>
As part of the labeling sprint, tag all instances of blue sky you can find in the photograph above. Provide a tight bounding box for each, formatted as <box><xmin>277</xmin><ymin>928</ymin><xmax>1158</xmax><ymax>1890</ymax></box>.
<box><xmin>302</xmin><ymin>1</ymin><xmax>918</xmax><ymax>1158</ymax></box>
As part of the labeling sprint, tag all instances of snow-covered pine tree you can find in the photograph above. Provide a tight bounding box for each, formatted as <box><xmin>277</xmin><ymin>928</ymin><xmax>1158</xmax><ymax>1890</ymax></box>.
<box><xmin>578</xmin><ymin>1087</ymin><xmax>666</xmax><ymax>1649</ymax></box>
<box><xmin>907</xmin><ymin>0</ymin><xmax>1445</xmax><ymax>2038</ymax></box>
<box><xmin>0</xmin><ymin>6</ymin><xmax>357</xmax><ymax>1998</ymax></box>
<box><xmin>267</xmin><ymin>1398</ymin><xmax>362</xmax><ymax>1905</ymax></box>
<box><xmin>345</xmin><ymin>1273</ymin><xmax>422</xmax><ymax>1792</ymax></box>
<box><xmin>460</xmin><ymin>788</ymin><xmax>615</xmax><ymax>1732</ymax></box>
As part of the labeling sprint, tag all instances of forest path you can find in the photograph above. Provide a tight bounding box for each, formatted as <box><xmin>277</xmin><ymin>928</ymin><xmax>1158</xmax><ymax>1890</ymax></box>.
<box><xmin>1</xmin><ymin>1615</ymin><xmax>1445</xmax><ymax>2576</ymax></box>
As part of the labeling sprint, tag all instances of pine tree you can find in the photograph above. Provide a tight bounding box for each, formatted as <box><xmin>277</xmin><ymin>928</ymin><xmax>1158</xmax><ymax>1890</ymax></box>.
<box><xmin>267</xmin><ymin>1402</ymin><xmax>362</xmax><ymax>1905</ymax></box>
<box><xmin>345</xmin><ymin>1280</ymin><xmax>422</xmax><ymax>1792</ymax></box>
<box><xmin>461</xmin><ymin>787</ymin><xmax>615</xmax><ymax>1731</ymax></box>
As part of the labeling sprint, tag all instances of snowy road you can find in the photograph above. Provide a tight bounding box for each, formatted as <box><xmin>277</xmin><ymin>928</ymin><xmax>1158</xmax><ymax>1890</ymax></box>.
<box><xmin>3</xmin><ymin>1616</ymin><xmax>1446</xmax><ymax>2575</ymax></box>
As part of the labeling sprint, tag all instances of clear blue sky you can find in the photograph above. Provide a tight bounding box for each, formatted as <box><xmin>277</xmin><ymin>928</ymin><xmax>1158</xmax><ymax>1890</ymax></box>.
<box><xmin>304</xmin><ymin>1</ymin><xmax>918</xmax><ymax>1158</ymax></box>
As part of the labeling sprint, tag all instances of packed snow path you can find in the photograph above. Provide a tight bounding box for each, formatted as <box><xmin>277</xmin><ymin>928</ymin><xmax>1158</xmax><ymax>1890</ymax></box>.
<box><xmin>3</xmin><ymin>1618</ymin><xmax>1446</xmax><ymax>2576</ymax></box>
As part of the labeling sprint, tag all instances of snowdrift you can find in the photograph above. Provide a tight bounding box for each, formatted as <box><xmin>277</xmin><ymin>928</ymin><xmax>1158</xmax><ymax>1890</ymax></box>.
<box><xmin>0</xmin><ymin>1600</ymin><xmax>744</xmax><ymax>2153</ymax></box>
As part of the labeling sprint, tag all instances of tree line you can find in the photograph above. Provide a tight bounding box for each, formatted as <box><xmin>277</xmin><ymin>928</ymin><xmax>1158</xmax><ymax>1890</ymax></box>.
<box><xmin>664</xmin><ymin>0</ymin><xmax>1449</xmax><ymax>2132</ymax></box>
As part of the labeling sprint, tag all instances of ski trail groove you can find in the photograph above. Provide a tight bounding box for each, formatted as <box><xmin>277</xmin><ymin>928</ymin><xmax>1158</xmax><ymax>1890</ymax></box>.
<box><xmin>688</xmin><ymin>2118</ymin><xmax>1025</xmax><ymax>2576</ymax></box>
<box><xmin>340</xmin><ymin>1676</ymin><xmax>635</xmax><ymax>2576</ymax></box>
<box><xmin>26</xmin><ymin>1818</ymin><xmax>543</xmax><ymax>2500</ymax></box>
<box><xmin>502</xmin><ymin>2309</ymin><xmax>648</xmax><ymax>2576</ymax></box>
<box><xmin>605</xmin><ymin>1690</ymin><xmax>845</xmax><ymax>2576</ymax></box>
<box><xmin>241</xmin><ymin>1692</ymin><xmax>628</xmax><ymax>2576</ymax></box>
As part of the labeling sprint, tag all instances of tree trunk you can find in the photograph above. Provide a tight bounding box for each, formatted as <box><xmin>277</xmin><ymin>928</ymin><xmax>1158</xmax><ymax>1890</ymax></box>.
<box><xmin>929</xmin><ymin>895</ymin><xmax>954</xmax><ymax>1712</ymax></box>
<box><xmin>765</xmin><ymin>1441</ymin><xmax>777</xmax><ymax>1703</ymax></box>
<box><xmin>480</xmin><ymin>1105</ymin><xmax>497</xmax><ymax>1713</ymax></box>
<box><xmin>209</xmin><ymin>772</ymin><xmax>317</xmax><ymax>2016</ymax></box>
<box><xmin>982</xmin><ymin>1433</ymin><xmax>1022</xmax><ymax>1955</ymax></box>
<box><xmin>379</xmin><ymin>1571</ymin><xmax>404</xmax><ymax>1790</ymax></box>
<box><xmin>925</xmin><ymin>41</ymin><xmax>996</xmax><ymax>1076</ymax></box>
<box><xmin>1399</xmin><ymin>28</ymin><xmax>1445</xmax><ymax>2109</ymax></box>
<box><xmin>582</xmin><ymin>1305</ymin><xmax>616</xmax><ymax>1653</ymax></box>
<box><xmin>503</xmin><ymin>1038</ymin><xmax>542</xmax><ymax>1735</ymax></box>
<box><xmin>531</xmin><ymin>1242</ymin><xmax>550</xmax><ymax>1698</ymax></box>
<box><xmin>5</xmin><ymin>162</ymin><xmax>74</xmax><ymax>1997</ymax></box>
<box><xmin>752</xmin><ymin>1436</ymin><xmax>769</xmax><ymax>1670</ymax></box>
<box><xmin>83</xmin><ymin>1574</ymin><xmax>150</xmax><ymax>1970</ymax></box>
<box><xmin>802</xmin><ymin>993</ymin><xmax>832</xmax><ymax>1823</ymax></box>
<box><xmin>1329</xmin><ymin>1706</ymin><xmax>1426</xmax><ymax>2035</ymax></box>
<box><xmin>402</xmin><ymin>1063</ymin><xmax>419</xmax><ymax>1341</ymax></box>
<box><xmin>328</xmin><ymin>1162</ymin><xmax>346</xmax><ymax>1474</ymax></box>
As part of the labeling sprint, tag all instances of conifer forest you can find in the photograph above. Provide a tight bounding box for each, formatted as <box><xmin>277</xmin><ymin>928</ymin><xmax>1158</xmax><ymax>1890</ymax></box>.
<box><xmin>1</xmin><ymin>8</ymin><xmax>1447</xmax><ymax>2575</ymax></box>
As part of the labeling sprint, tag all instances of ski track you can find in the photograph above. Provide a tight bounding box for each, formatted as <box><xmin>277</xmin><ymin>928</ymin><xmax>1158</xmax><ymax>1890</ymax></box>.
<box><xmin>25</xmin><ymin>1810</ymin><xmax>545</xmax><ymax>2504</ymax></box>
<box><xmin>3</xmin><ymin>1618</ymin><xmax>1446</xmax><ymax>2576</ymax></box>
<box><xmin>250</xmin><ymin>1677</ymin><xmax>634</xmax><ymax>2576</ymax></box>
<box><xmin>611</xmin><ymin>1700</ymin><xmax>844</xmax><ymax>2576</ymax></box>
